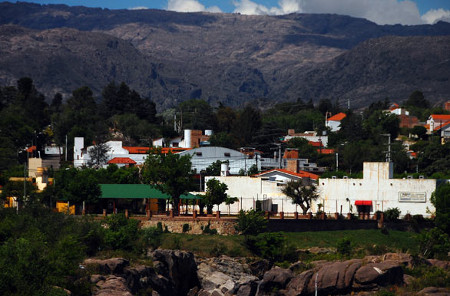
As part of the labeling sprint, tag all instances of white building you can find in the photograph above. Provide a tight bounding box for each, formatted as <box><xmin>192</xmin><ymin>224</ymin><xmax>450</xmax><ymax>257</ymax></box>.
<box><xmin>204</xmin><ymin>169</ymin><xmax>318</xmax><ymax>214</ymax></box>
<box><xmin>318</xmin><ymin>162</ymin><xmax>436</xmax><ymax>217</ymax></box>
<box><xmin>178</xmin><ymin>146</ymin><xmax>258</xmax><ymax>175</ymax></box>
<box><xmin>325</xmin><ymin>113</ymin><xmax>347</xmax><ymax>132</ymax></box>
<box><xmin>152</xmin><ymin>129</ymin><xmax>212</xmax><ymax>148</ymax></box>
<box><xmin>284</xmin><ymin>130</ymin><xmax>329</xmax><ymax>147</ymax></box>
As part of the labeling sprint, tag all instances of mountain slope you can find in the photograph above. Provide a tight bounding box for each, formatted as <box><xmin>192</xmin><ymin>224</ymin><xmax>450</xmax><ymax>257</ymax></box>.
<box><xmin>289</xmin><ymin>35</ymin><xmax>450</xmax><ymax>107</ymax></box>
<box><xmin>0</xmin><ymin>2</ymin><xmax>449</xmax><ymax>108</ymax></box>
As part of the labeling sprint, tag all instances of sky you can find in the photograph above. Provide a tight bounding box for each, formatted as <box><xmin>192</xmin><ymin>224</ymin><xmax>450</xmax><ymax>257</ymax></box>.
<box><xmin>14</xmin><ymin>0</ymin><xmax>450</xmax><ymax>25</ymax></box>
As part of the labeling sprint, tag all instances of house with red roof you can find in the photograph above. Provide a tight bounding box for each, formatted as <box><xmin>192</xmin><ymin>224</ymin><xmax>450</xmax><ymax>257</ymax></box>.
<box><xmin>427</xmin><ymin>114</ymin><xmax>450</xmax><ymax>134</ymax></box>
<box><xmin>74</xmin><ymin>137</ymin><xmax>189</xmax><ymax>168</ymax></box>
<box><xmin>325</xmin><ymin>112</ymin><xmax>346</xmax><ymax>132</ymax></box>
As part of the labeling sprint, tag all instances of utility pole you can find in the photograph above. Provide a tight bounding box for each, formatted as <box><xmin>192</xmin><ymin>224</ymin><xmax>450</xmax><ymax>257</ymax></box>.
<box><xmin>65</xmin><ymin>134</ymin><xmax>68</xmax><ymax>161</ymax></box>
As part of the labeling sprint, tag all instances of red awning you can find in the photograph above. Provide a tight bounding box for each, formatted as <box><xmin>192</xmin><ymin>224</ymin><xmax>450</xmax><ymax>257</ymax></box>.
<box><xmin>355</xmin><ymin>200</ymin><xmax>372</xmax><ymax>206</ymax></box>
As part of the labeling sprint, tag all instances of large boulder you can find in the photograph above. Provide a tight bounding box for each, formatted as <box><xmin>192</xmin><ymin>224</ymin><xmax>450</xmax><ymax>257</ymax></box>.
<box><xmin>259</xmin><ymin>267</ymin><xmax>293</xmax><ymax>294</ymax></box>
<box><xmin>427</xmin><ymin>259</ymin><xmax>450</xmax><ymax>270</ymax></box>
<box><xmin>197</xmin><ymin>256</ymin><xmax>259</xmax><ymax>296</ymax></box>
<box><xmin>354</xmin><ymin>261</ymin><xmax>403</xmax><ymax>290</ymax></box>
<box><xmin>152</xmin><ymin>249</ymin><xmax>199</xmax><ymax>296</ymax></box>
<box><xmin>417</xmin><ymin>287</ymin><xmax>450</xmax><ymax>296</ymax></box>
<box><xmin>93</xmin><ymin>275</ymin><xmax>133</xmax><ymax>296</ymax></box>
<box><xmin>285</xmin><ymin>270</ymin><xmax>314</xmax><ymax>296</ymax></box>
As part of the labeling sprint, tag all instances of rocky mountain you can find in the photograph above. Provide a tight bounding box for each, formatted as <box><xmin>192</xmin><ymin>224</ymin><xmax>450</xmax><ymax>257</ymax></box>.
<box><xmin>0</xmin><ymin>2</ymin><xmax>449</xmax><ymax>109</ymax></box>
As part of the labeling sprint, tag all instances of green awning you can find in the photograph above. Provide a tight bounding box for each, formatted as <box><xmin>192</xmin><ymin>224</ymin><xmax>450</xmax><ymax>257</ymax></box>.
<box><xmin>100</xmin><ymin>184</ymin><xmax>202</xmax><ymax>200</ymax></box>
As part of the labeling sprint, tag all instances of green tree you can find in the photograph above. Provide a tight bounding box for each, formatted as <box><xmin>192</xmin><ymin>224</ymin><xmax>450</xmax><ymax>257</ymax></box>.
<box><xmin>205</xmin><ymin>160</ymin><xmax>229</xmax><ymax>176</ymax></box>
<box><xmin>431</xmin><ymin>182</ymin><xmax>450</xmax><ymax>235</ymax></box>
<box><xmin>87</xmin><ymin>142</ymin><xmax>111</xmax><ymax>168</ymax></box>
<box><xmin>287</xmin><ymin>137</ymin><xmax>318</xmax><ymax>161</ymax></box>
<box><xmin>204</xmin><ymin>178</ymin><xmax>228</xmax><ymax>214</ymax></box>
<box><xmin>178</xmin><ymin>99</ymin><xmax>216</xmax><ymax>130</ymax></box>
<box><xmin>142</xmin><ymin>150</ymin><xmax>193</xmax><ymax>216</ymax></box>
<box><xmin>405</xmin><ymin>90</ymin><xmax>429</xmax><ymax>109</ymax></box>
<box><xmin>282</xmin><ymin>179</ymin><xmax>318</xmax><ymax>215</ymax></box>
<box><xmin>236</xmin><ymin>209</ymin><xmax>267</xmax><ymax>235</ymax></box>
<box><xmin>233</xmin><ymin>105</ymin><xmax>261</xmax><ymax>146</ymax></box>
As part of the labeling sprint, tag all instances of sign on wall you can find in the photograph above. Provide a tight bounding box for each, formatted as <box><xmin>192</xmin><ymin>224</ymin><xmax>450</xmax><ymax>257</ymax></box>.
<box><xmin>398</xmin><ymin>192</ymin><xmax>426</xmax><ymax>203</ymax></box>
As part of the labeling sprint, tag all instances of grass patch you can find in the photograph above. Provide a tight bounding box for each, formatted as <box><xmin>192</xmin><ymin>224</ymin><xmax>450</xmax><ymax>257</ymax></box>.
<box><xmin>158</xmin><ymin>229</ymin><xmax>419</xmax><ymax>260</ymax></box>
<box><xmin>283</xmin><ymin>229</ymin><xmax>419</xmax><ymax>255</ymax></box>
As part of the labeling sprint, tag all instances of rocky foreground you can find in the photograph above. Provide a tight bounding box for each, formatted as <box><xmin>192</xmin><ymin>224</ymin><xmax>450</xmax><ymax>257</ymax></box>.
<box><xmin>82</xmin><ymin>250</ymin><xmax>449</xmax><ymax>296</ymax></box>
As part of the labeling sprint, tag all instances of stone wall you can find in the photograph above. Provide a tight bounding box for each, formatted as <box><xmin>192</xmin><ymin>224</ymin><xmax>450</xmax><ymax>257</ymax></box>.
<box><xmin>141</xmin><ymin>217</ymin><xmax>239</xmax><ymax>235</ymax></box>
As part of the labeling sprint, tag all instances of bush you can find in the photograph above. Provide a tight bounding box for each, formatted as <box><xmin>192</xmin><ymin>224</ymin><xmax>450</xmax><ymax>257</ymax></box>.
<box><xmin>202</xmin><ymin>221</ymin><xmax>217</xmax><ymax>235</ymax></box>
<box><xmin>236</xmin><ymin>209</ymin><xmax>267</xmax><ymax>235</ymax></box>
<box><xmin>103</xmin><ymin>214</ymin><xmax>140</xmax><ymax>251</ymax></box>
<box><xmin>141</xmin><ymin>226</ymin><xmax>163</xmax><ymax>250</ymax></box>
<box><xmin>246</xmin><ymin>232</ymin><xmax>297</xmax><ymax>262</ymax></box>
<box><xmin>182</xmin><ymin>223</ymin><xmax>190</xmax><ymax>233</ymax></box>
<box><xmin>384</xmin><ymin>208</ymin><xmax>401</xmax><ymax>221</ymax></box>
<box><xmin>336</xmin><ymin>237</ymin><xmax>353</xmax><ymax>257</ymax></box>
<box><xmin>418</xmin><ymin>227</ymin><xmax>450</xmax><ymax>259</ymax></box>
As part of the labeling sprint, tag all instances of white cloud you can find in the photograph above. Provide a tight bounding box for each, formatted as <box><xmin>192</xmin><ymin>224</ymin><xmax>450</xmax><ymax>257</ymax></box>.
<box><xmin>167</xmin><ymin>0</ymin><xmax>222</xmax><ymax>13</ymax></box>
<box><xmin>421</xmin><ymin>8</ymin><xmax>450</xmax><ymax>24</ymax></box>
<box><xmin>129</xmin><ymin>6</ymin><xmax>149</xmax><ymax>10</ymax></box>
<box><xmin>232</xmin><ymin>0</ymin><xmax>435</xmax><ymax>25</ymax></box>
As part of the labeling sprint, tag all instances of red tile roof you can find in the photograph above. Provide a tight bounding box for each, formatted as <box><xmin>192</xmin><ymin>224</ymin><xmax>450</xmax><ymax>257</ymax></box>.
<box><xmin>26</xmin><ymin>146</ymin><xmax>36</xmax><ymax>153</ymax></box>
<box><xmin>317</xmin><ymin>148</ymin><xmax>335</xmax><ymax>154</ymax></box>
<box><xmin>108</xmin><ymin>157</ymin><xmax>136</xmax><ymax>164</ymax></box>
<box><xmin>309</xmin><ymin>141</ymin><xmax>324</xmax><ymax>147</ymax></box>
<box><xmin>430</xmin><ymin>114</ymin><xmax>450</xmax><ymax>121</ymax></box>
<box><xmin>256</xmin><ymin>168</ymin><xmax>319</xmax><ymax>180</ymax></box>
<box><xmin>327</xmin><ymin>112</ymin><xmax>347</xmax><ymax>121</ymax></box>
<box><xmin>123</xmin><ymin>147</ymin><xmax>190</xmax><ymax>154</ymax></box>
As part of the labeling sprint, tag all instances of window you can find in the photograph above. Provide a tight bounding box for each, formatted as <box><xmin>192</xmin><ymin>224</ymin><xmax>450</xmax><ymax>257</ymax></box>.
<box><xmin>224</xmin><ymin>152</ymin><xmax>231</xmax><ymax>157</ymax></box>
<box><xmin>196</xmin><ymin>152</ymin><xmax>202</xmax><ymax>156</ymax></box>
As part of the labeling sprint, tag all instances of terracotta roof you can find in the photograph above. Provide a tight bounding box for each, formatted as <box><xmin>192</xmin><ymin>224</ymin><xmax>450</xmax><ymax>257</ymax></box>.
<box><xmin>123</xmin><ymin>147</ymin><xmax>190</xmax><ymax>154</ymax></box>
<box><xmin>309</xmin><ymin>141</ymin><xmax>324</xmax><ymax>147</ymax></box>
<box><xmin>430</xmin><ymin>114</ymin><xmax>450</xmax><ymax>121</ymax></box>
<box><xmin>318</xmin><ymin>148</ymin><xmax>335</xmax><ymax>154</ymax></box>
<box><xmin>434</xmin><ymin>121</ymin><xmax>450</xmax><ymax>131</ymax></box>
<box><xmin>108</xmin><ymin>157</ymin><xmax>137</xmax><ymax>164</ymax></box>
<box><xmin>256</xmin><ymin>168</ymin><xmax>319</xmax><ymax>180</ymax></box>
<box><xmin>327</xmin><ymin>112</ymin><xmax>347</xmax><ymax>121</ymax></box>
<box><xmin>389</xmin><ymin>103</ymin><xmax>399</xmax><ymax>111</ymax></box>
<box><xmin>26</xmin><ymin>146</ymin><xmax>36</xmax><ymax>153</ymax></box>
<box><xmin>123</xmin><ymin>146</ymin><xmax>150</xmax><ymax>154</ymax></box>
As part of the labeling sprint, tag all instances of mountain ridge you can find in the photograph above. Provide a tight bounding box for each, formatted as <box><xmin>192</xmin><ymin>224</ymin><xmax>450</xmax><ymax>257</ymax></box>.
<box><xmin>0</xmin><ymin>2</ymin><xmax>449</xmax><ymax>109</ymax></box>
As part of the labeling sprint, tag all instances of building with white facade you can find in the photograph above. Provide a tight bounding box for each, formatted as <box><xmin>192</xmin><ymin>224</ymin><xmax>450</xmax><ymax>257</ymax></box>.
<box><xmin>178</xmin><ymin>146</ymin><xmax>258</xmax><ymax>175</ymax></box>
<box><xmin>318</xmin><ymin>162</ymin><xmax>436</xmax><ymax>216</ymax></box>
<box><xmin>325</xmin><ymin>113</ymin><xmax>346</xmax><ymax>132</ymax></box>
<box><xmin>152</xmin><ymin>129</ymin><xmax>212</xmax><ymax>148</ymax></box>
<box><xmin>284</xmin><ymin>130</ymin><xmax>328</xmax><ymax>147</ymax></box>
<box><xmin>74</xmin><ymin>137</ymin><xmax>187</xmax><ymax>168</ymax></box>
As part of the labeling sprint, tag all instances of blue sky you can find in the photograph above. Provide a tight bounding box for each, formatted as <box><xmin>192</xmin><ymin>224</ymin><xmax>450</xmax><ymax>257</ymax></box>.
<box><xmin>14</xmin><ymin>0</ymin><xmax>450</xmax><ymax>25</ymax></box>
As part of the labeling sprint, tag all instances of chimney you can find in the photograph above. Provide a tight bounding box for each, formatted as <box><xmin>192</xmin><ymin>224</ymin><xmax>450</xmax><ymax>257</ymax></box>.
<box><xmin>286</xmin><ymin>159</ymin><xmax>299</xmax><ymax>173</ymax></box>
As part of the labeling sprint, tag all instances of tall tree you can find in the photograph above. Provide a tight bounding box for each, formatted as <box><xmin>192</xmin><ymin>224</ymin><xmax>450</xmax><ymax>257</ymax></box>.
<box><xmin>142</xmin><ymin>150</ymin><xmax>193</xmax><ymax>215</ymax></box>
<box><xmin>204</xmin><ymin>178</ymin><xmax>228</xmax><ymax>214</ymax></box>
<box><xmin>233</xmin><ymin>105</ymin><xmax>261</xmax><ymax>146</ymax></box>
<box><xmin>282</xmin><ymin>179</ymin><xmax>318</xmax><ymax>215</ymax></box>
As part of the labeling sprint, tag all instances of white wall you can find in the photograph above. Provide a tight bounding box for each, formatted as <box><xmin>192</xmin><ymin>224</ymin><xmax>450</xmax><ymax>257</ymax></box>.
<box><xmin>318</xmin><ymin>163</ymin><xmax>436</xmax><ymax>216</ymax></box>
<box><xmin>204</xmin><ymin>176</ymin><xmax>298</xmax><ymax>214</ymax></box>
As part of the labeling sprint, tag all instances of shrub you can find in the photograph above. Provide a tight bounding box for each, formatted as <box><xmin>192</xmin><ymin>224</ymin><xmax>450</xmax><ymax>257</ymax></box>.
<box><xmin>103</xmin><ymin>214</ymin><xmax>140</xmax><ymax>251</ymax></box>
<box><xmin>384</xmin><ymin>208</ymin><xmax>401</xmax><ymax>221</ymax></box>
<box><xmin>202</xmin><ymin>221</ymin><xmax>218</xmax><ymax>235</ymax></box>
<box><xmin>182</xmin><ymin>223</ymin><xmax>190</xmax><ymax>233</ymax></box>
<box><xmin>336</xmin><ymin>237</ymin><xmax>353</xmax><ymax>257</ymax></box>
<box><xmin>246</xmin><ymin>232</ymin><xmax>297</xmax><ymax>262</ymax></box>
<box><xmin>141</xmin><ymin>226</ymin><xmax>163</xmax><ymax>250</ymax></box>
<box><xmin>418</xmin><ymin>227</ymin><xmax>450</xmax><ymax>259</ymax></box>
<box><xmin>236</xmin><ymin>209</ymin><xmax>267</xmax><ymax>235</ymax></box>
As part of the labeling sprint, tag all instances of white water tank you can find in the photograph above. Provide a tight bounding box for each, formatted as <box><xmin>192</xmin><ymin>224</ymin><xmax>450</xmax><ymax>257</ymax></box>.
<box><xmin>184</xmin><ymin>129</ymin><xmax>192</xmax><ymax>148</ymax></box>
<box><xmin>205</xmin><ymin>130</ymin><xmax>213</xmax><ymax>136</ymax></box>
<box><xmin>220</xmin><ymin>163</ymin><xmax>229</xmax><ymax>176</ymax></box>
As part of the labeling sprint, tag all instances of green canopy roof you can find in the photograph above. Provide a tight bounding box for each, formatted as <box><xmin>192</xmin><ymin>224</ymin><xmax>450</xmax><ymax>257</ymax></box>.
<box><xmin>100</xmin><ymin>184</ymin><xmax>201</xmax><ymax>200</ymax></box>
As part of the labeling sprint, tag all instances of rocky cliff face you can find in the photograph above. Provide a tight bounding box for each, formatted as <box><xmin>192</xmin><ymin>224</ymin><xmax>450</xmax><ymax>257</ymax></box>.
<box><xmin>1</xmin><ymin>2</ymin><xmax>450</xmax><ymax>109</ymax></box>
<box><xmin>82</xmin><ymin>251</ymin><xmax>449</xmax><ymax>296</ymax></box>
